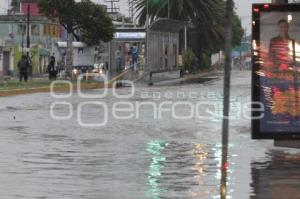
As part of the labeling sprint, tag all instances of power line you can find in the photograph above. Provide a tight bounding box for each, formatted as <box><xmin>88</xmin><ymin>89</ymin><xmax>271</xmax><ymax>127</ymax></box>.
<box><xmin>105</xmin><ymin>0</ymin><xmax>120</xmax><ymax>13</ymax></box>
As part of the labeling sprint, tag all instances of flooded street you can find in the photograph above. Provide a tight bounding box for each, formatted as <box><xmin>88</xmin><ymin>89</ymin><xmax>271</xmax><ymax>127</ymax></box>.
<box><xmin>0</xmin><ymin>71</ymin><xmax>300</xmax><ymax>199</ymax></box>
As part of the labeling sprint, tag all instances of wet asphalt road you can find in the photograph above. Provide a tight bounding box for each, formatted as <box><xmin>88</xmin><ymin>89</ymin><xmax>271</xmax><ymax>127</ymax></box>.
<box><xmin>0</xmin><ymin>70</ymin><xmax>300</xmax><ymax>199</ymax></box>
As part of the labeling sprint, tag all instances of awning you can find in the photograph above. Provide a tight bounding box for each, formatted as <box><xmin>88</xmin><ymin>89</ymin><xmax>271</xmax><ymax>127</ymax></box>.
<box><xmin>114</xmin><ymin>32</ymin><xmax>146</xmax><ymax>40</ymax></box>
<box><xmin>233</xmin><ymin>42</ymin><xmax>250</xmax><ymax>52</ymax></box>
<box><xmin>39</xmin><ymin>48</ymin><xmax>50</xmax><ymax>56</ymax></box>
<box><xmin>149</xmin><ymin>18</ymin><xmax>188</xmax><ymax>33</ymax></box>
<box><xmin>56</xmin><ymin>42</ymin><xmax>87</xmax><ymax>48</ymax></box>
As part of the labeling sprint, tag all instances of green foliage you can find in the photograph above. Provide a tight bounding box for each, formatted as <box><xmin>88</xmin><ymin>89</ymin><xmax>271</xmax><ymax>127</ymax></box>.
<box><xmin>11</xmin><ymin>0</ymin><xmax>20</xmax><ymax>11</ymax></box>
<box><xmin>38</xmin><ymin>0</ymin><xmax>115</xmax><ymax>45</ymax></box>
<box><xmin>232</xmin><ymin>14</ymin><xmax>244</xmax><ymax>48</ymax></box>
<box><xmin>134</xmin><ymin>0</ymin><xmax>224</xmax><ymax>24</ymax></box>
<box><xmin>200</xmin><ymin>53</ymin><xmax>211</xmax><ymax>69</ymax></box>
<box><xmin>182</xmin><ymin>48</ymin><xmax>197</xmax><ymax>71</ymax></box>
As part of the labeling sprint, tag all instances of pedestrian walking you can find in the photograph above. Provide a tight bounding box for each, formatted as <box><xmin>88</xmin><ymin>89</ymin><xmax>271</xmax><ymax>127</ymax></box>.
<box><xmin>17</xmin><ymin>55</ymin><xmax>30</xmax><ymax>82</ymax></box>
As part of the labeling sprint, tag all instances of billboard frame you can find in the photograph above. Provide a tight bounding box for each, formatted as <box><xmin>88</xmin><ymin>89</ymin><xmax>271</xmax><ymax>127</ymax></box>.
<box><xmin>252</xmin><ymin>3</ymin><xmax>300</xmax><ymax>139</ymax></box>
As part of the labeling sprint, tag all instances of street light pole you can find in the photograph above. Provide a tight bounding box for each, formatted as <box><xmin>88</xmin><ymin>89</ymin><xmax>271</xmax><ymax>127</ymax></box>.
<box><xmin>22</xmin><ymin>31</ymin><xmax>24</xmax><ymax>55</ymax></box>
<box><xmin>26</xmin><ymin>4</ymin><xmax>31</xmax><ymax>76</ymax></box>
<box><xmin>220</xmin><ymin>0</ymin><xmax>234</xmax><ymax>198</ymax></box>
<box><xmin>66</xmin><ymin>0</ymin><xmax>75</xmax><ymax>79</ymax></box>
<box><xmin>168</xmin><ymin>0</ymin><xmax>170</xmax><ymax>19</ymax></box>
<box><xmin>146</xmin><ymin>0</ymin><xmax>149</xmax><ymax>72</ymax></box>
<box><xmin>26</xmin><ymin>4</ymin><xmax>30</xmax><ymax>57</ymax></box>
<box><xmin>19</xmin><ymin>19</ymin><xmax>25</xmax><ymax>55</ymax></box>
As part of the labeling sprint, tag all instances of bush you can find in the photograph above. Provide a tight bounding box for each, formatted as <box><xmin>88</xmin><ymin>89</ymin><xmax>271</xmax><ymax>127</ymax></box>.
<box><xmin>183</xmin><ymin>48</ymin><xmax>197</xmax><ymax>73</ymax></box>
<box><xmin>201</xmin><ymin>53</ymin><xmax>211</xmax><ymax>70</ymax></box>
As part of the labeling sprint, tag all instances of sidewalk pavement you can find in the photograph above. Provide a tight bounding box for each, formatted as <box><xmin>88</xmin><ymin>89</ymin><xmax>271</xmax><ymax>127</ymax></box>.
<box><xmin>147</xmin><ymin>69</ymin><xmax>223</xmax><ymax>86</ymax></box>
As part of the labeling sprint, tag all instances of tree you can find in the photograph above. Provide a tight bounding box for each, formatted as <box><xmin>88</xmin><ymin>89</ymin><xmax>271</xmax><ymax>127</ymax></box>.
<box><xmin>133</xmin><ymin>0</ymin><xmax>243</xmax><ymax>69</ymax></box>
<box><xmin>134</xmin><ymin>0</ymin><xmax>222</xmax><ymax>25</ymax></box>
<box><xmin>38</xmin><ymin>0</ymin><xmax>115</xmax><ymax>77</ymax></box>
<box><xmin>232</xmin><ymin>14</ymin><xmax>244</xmax><ymax>48</ymax></box>
<box><xmin>11</xmin><ymin>0</ymin><xmax>20</xmax><ymax>11</ymax></box>
<box><xmin>38</xmin><ymin>0</ymin><xmax>115</xmax><ymax>45</ymax></box>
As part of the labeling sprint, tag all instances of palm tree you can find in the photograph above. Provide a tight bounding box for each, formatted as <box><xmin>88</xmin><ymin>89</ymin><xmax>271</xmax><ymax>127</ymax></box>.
<box><xmin>133</xmin><ymin>0</ymin><xmax>228</xmax><ymax>68</ymax></box>
<box><xmin>134</xmin><ymin>0</ymin><xmax>224</xmax><ymax>25</ymax></box>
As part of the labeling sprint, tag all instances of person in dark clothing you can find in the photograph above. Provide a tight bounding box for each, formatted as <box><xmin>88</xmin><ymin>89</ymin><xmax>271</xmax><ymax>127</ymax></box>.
<box><xmin>131</xmin><ymin>44</ymin><xmax>139</xmax><ymax>71</ymax></box>
<box><xmin>17</xmin><ymin>55</ymin><xmax>30</xmax><ymax>82</ymax></box>
<box><xmin>47</xmin><ymin>56</ymin><xmax>57</xmax><ymax>80</ymax></box>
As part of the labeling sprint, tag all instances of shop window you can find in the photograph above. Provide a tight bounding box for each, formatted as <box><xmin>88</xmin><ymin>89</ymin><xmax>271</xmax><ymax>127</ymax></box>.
<box><xmin>17</xmin><ymin>24</ymin><xmax>26</xmax><ymax>35</ymax></box>
<box><xmin>31</xmin><ymin>25</ymin><xmax>40</xmax><ymax>36</ymax></box>
<box><xmin>43</xmin><ymin>24</ymin><xmax>50</xmax><ymax>36</ymax></box>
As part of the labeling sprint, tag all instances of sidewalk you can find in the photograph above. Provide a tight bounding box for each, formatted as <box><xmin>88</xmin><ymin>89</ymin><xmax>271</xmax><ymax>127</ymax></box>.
<box><xmin>148</xmin><ymin>69</ymin><xmax>223</xmax><ymax>86</ymax></box>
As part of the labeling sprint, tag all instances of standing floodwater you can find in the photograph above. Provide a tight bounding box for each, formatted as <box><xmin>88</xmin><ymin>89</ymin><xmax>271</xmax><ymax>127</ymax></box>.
<box><xmin>0</xmin><ymin>71</ymin><xmax>300</xmax><ymax>199</ymax></box>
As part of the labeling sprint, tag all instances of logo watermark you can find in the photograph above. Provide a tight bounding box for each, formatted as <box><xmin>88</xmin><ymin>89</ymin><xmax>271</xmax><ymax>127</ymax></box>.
<box><xmin>50</xmin><ymin>74</ymin><xmax>265</xmax><ymax>127</ymax></box>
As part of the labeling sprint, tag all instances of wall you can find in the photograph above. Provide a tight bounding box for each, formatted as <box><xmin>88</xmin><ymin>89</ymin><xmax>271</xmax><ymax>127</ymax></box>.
<box><xmin>0</xmin><ymin>16</ymin><xmax>62</xmax><ymax>75</ymax></box>
<box><xmin>21</xmin><ymin>2</ymin><xmax>41</xmax><ymax>16</ymax></box>
<box><xmin>148</xmin><ymin>31</ymin><xmax>179</xmax><ymax>71</ymax></box>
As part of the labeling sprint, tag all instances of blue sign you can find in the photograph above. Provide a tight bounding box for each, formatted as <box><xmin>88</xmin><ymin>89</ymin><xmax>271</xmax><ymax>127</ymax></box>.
<box><xmin>114</xmin><ymin>32</ymin><xmax>146</xmax><ymax>39</ymax></box>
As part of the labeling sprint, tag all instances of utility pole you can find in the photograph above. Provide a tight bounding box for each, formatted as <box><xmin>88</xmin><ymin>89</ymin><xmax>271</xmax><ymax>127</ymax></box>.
<box><xmin>22</xmin><ymin>30</ymin><xmax>24</xmax><ymax>55</ymax></box>
<box><xmin>19</xmin><ymin>18</ymin><xmax>25</xmax><ymax>55</ymax></box>
<box><xmin>66</xmin><ymin>0</ymin><xmax>74</xmax><ymax>79</ymax></box>
<box><xmin>27</xmin><ymin>4</ymin><xmax>31</xmax><ymax>76</ymax></box>
<box><xmin>26</xmin><ymin>5</ymin><xmax>30</xmax><ymax>55</ymax></box>
<box><xmin>146</xmin><ymin>0</ymin><xmax>149</xmax><ymax>72</ymax></box>
<box><xmin>168</xmin><ymin>0</ymin><xmax>170</xmax><ymax>19</ymax></box>
<box><xmin>220</xmin><ymin>0</ymin><xmax>234</xmax><ymax>198</ymax></box>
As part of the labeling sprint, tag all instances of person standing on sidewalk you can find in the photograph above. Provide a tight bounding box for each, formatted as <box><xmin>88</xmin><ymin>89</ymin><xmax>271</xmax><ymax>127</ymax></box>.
<box><xmin>115</xmin><ymin>46</ymin><xmax>122</xmax><ymax>73</ymax></box>
<box><xmin>131</xmin><ymin>44</ymin><xmax>139</xmax><ymax>71</ymax></box>
<box><xmin>47</xmin><ymin>56</ymin><xmax>58</xmax><ymax>80</ymax></box>
<box><xmin>17</xmin><ymin>55</ymin><xmax>30</xmax><ymax>82</ymax></box>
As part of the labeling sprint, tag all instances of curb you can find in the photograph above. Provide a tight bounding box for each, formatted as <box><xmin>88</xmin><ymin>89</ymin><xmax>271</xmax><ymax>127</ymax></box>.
<box><xmin>0</xmin><ymin>70</ymin><xmax>131</xmax><ymax>97</ymax></box>
<box><xmin>0</xmin><ymin>83</ymin><xmax>113</xmax><ymax>97</ymax></box>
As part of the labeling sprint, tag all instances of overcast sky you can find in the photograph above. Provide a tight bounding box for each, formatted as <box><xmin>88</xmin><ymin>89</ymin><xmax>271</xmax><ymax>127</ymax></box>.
<box><xmin>0</xmin><ymin>0</ymin><xmax>271</xmax><ymax>34</ymax></box>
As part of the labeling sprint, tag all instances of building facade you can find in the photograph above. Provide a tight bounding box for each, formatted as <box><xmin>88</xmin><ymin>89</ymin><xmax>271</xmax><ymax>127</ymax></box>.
<box><xmin>0</xmin><ymin>15</ymin><xmax>62</xmax><ymax>77</ymax></box>
<box><xmin>0</xmin><ymin>0</ymin><xmax>62</xmax><ymax>78</ymax></box>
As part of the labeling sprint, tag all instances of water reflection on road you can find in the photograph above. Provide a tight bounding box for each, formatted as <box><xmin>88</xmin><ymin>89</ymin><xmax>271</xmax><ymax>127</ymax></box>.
<box><xmin>145</xmin><ymin>141</ymin><xmax>222</xmax><ymax>199</ymax></box>
<box><xmin>251</xmin><ymin>150</ymin><xmax>300</xmax><ymax>199</ymax></box>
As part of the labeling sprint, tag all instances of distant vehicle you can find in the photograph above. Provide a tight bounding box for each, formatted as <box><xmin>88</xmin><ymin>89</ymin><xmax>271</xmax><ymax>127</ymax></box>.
<box><xmin>54</xmin><ymin>42</ymin><xmax>104</xmax><ymax>77</ymax></box>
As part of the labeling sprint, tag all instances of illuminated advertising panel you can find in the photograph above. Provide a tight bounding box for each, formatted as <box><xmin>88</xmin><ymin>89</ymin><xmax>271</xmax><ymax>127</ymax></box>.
<box><xmin>114</xmin><ymin>32</ymin><xmax>146</xmax><ymax>40</ymax></box>
<box><xmin>252</xmin><ymin>4</ymin><xmax>300</xmax><ymax>139</ymax></box>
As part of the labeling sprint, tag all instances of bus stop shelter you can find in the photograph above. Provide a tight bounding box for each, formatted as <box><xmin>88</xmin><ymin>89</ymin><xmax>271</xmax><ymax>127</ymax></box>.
<box><xmin>108</xmin><ymin>18</ymin><xmax>186</xmax><ymax>81</ymax></box>
<box><xmin>147</xmin><ymin>18</ymin><xmax>186</xmax><ymax>72</ymax></box>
